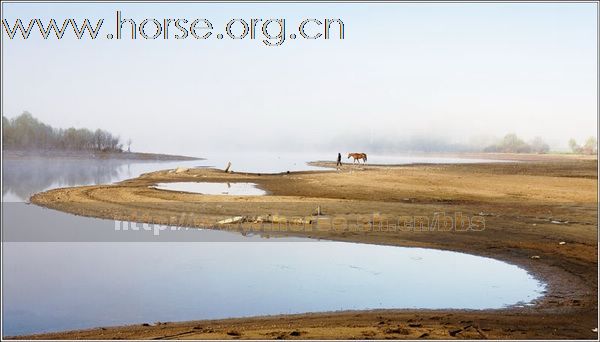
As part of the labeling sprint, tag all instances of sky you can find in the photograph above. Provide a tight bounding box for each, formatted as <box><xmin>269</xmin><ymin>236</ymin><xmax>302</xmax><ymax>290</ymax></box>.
<box><xmin>2</xmin><ymin>2</ymin><xmax>598</xmax><ymax>155</ymax></box>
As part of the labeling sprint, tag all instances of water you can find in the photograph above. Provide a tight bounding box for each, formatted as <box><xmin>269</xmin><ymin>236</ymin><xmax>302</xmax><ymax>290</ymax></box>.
<box><xmin>2</xmin><ymin>154</ymin><xmax>540</xmax><ymax>337</ymax></box>
<box><xmin>194</xmin><ymin>152</ymin><xmax>510</xmax><ymax>174</ymax></box>
<box><xmin>2</xmin><ymin>207</ymin><xmax>545</xmax><ymax>336</ymax></box>
<box><xmin>194</xmin><ymin>152</ymin><xmax>331</xmax><ymax>174</ymax></box>
<box><xmin>2</xmin><ymin>158</ymin><xmax>204</xmax><ymax>202</ymax></box>
<box><xmin>152</xmin><ymin>182</ymin><xmax>266</xmax><ymax>196</ymax></box>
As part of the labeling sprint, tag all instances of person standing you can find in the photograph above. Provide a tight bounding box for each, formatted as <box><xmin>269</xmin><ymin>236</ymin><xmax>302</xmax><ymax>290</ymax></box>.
<box><xmin>336</xmin><ymin>152</ymin><xmax>342</xmax><ymax>167</ymax></box>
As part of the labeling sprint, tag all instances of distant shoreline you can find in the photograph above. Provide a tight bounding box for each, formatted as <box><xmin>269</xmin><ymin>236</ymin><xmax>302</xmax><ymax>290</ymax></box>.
<box><xmin>406</xmin><ymin>151</ymin><xmax>597</xmax><ymax>161</ymax></box>
<box><xmin>308</xmin><ymin>152</ymin><xmax>597</xmax><ymax>168</ymax></box>
<box><xmin>2</xmin><ymin>149</ymin><xmax>202</xmax><ymax>161</ymax></box>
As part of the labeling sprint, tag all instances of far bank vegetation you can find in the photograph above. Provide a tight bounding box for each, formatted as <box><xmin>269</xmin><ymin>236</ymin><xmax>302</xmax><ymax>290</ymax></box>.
<box><xmin>2</xmin><ymin>112</ymin><xmax>127</xmax><ymax>152</ymax></box>
<box><xmin>484</xmin><ymin>133</ymin><xmax>597</xmax><ymax>155</ymax></box>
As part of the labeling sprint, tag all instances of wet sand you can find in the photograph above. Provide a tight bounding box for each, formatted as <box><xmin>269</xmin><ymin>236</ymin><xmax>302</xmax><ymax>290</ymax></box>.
<box><xmin>20</xmin><ymin>155</ymin><xmax>598</xmax><ymax>339</ymax></box>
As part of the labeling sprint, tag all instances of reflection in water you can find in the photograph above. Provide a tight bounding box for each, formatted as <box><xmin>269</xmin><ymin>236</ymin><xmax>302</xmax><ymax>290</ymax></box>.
<box><xmin>2</xmin><ymin>158</ymin><xmax>201</xmax><ymax>202</ymax></box>
<box><xmin>152</xmin><ymin>182</ymin><xmax>267</xmax><ymax>196</ymax></box>
<box><xmin>2</xmin><ymin>159</ymin><xmax>121</xmax><ymax>201</ymax></box>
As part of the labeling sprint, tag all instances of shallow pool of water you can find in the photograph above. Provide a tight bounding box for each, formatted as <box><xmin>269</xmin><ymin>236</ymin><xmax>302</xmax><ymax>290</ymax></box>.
<box><xmin>153</xmin><ymin>182</ymin><xmax>266</xmax><ymax>196</ymax></box>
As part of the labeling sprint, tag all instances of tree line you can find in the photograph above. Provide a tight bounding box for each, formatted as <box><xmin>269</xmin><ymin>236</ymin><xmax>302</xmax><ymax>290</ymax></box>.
<box><xmin>2</xmin><ymin>112</ymin><xmax>125</xmax><ymax>152</ymax></box>
<box><xmin>568</xmin><ymin>137</ymin><xmax>597</xmax><ymax>155</ymax></box>
<box><xmin>484</xmin><ymin>133</ymin><xmax>597</xmax><ymax>154</ymax></box>
<box><xmin>483</xmin><ymin>134</ymin><xmax>550</xmax><ymax>153</ymax></box>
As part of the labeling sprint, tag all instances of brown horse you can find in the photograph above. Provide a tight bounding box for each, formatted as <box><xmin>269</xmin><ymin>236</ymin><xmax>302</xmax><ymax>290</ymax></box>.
<box><xmin>347</xmin><ymin>152</ymin><xmax>367</xmax><ymax>163</ymax></box>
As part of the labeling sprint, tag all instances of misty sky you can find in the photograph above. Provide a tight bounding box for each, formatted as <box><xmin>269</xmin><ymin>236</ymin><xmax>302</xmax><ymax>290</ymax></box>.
<box><xmin>2</xmin><ymin>3</ymin><xmax>598</xmax><ymax>155</ymax></box>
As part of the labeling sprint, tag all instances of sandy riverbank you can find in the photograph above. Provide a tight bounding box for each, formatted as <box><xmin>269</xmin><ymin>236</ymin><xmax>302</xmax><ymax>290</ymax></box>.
<box><xmin>20</xmin><ymin>155</ymin><xmax>598</xmax><ymax>339</ymax></box>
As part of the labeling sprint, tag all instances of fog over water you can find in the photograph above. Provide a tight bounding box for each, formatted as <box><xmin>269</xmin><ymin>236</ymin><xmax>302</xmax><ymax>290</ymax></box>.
<box><xmin>2</xmin><ymin>3</ymin><xmax>597</xmax><ymax>155</ymax></box>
